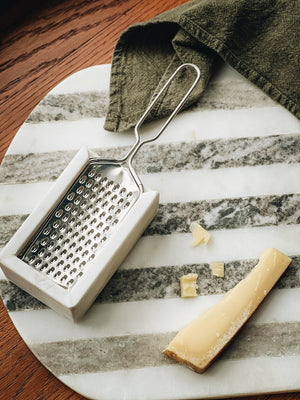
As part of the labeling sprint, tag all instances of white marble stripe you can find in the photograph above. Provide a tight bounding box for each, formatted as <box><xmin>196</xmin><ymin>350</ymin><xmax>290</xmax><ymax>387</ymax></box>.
<box><xmin>0</xmin><ymin>163</ymin><xmax>299</xmax><ymax>215</ymax></box>
<box><xmin>144</xmin><ymin>163</ymin><xmax>300</xmax><ymax>204</ymax></box>
<box><xmin>48</xmin><ymin>63</ymin><xmax>243</xmax><ymax>97</ymax></box>
<box><xmin>9</xmin><ymin>288</ymin><xmax>300</xmax><ymax>345</ymax></box>
<box><xmin>121</xmin><ymin>225</ymin><xmax>300</xmax><ymax>270</ymax></box>
<box><xmin>44</xmin><ymin>62</ymin><xmax>259</xmax><ymax>96</ymax></box>
<box><xmin>60</xmin><ymin>356</ymin><xmax>300</xmax><ymax>400</ymax></box>
<box><xmin>6</xmin><ymin>106</ymin><xmax>299</xmax><ymax>155</ymax></box>
<box><xmin>0</xmin><ymin>182</ymin><xmax>52</xmax><ymax>216</ymax></box>
<box><xmin>2</xmin><ymin>225</ymin><xmax>299</xmax><ymax>298</ymax></box>
<box><xmin>0</xmin><ymin>221</ymin><xmax>299</xmax><ymax>274</ymax></box>
<box><xmin>48</xmin><ymin>64</ymin><xmax>111</xmax><ymax>95</ymax></box>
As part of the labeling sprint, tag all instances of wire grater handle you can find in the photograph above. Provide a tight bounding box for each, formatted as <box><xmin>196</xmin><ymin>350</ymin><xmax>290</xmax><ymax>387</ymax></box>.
<box><xmin>123</xmin><ymin>63</ymin><xmax>200</xmax><ymax>192</ymax></box>
<box><xmin>125</xmin><ymin>63</ymin><xmax>200</xmax><ymax>162</ymax></box>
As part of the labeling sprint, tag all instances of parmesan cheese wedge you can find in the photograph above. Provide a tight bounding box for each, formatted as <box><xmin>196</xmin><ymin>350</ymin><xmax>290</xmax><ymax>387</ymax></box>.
<box><xmin>164</xmin><ymin>248</ymin><xmax>291</xmax><ymax>373</ymax></box>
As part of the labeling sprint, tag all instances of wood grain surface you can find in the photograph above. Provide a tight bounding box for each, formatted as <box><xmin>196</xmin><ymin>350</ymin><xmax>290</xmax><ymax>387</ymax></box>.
<box><xmin>0</xmin><ymin>1</ymin><xmax>299</xmax><ymax>399</ymax></box>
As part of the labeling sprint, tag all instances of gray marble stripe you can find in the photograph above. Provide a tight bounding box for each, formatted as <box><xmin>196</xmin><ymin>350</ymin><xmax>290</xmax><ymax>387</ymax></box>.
<box><xmin>31</xmin><ymin>322</ymin><xmax>300</xmax><ymax>375</ymax></box>
<box><xmin>0</xmin><ymin>150</ymin><xmax>77</xmax><ymax>185</ymax></box>
<box><xmin>192</xmin><ymin>79</ymin><xmax>276</xmax><ymax>111</ymax></box>
<box><xmin>145</xmin><ymin>193</ymin><xmax>300</xmax><ymax>235</ymax></box>
<box><xmin>1</xmin><ymin>194</ymin><xmax>299</xmax><ymax>248</ymax></box>
<box><xmin>24</xmin><ymin>80</ymin><xmax>275</xmax><ymax>124</ymax></box>
<box><xmin>26</xmin><ymin>91</ymin><xmax>109</xmax><ymax>123</ymax></box>
<box><xmin>1</xmin><ymin>256</ymin><xmax>299</xmax><ymax>312</ymax></box>
<box><xmin>0</xmin><ymin>214</ymin><xmax>28</xmax><ymax>247</ymax></box>
<box><xmin>1</xmin><ymin>193</ymin><xmax>299</xmax><ymax>248</ymax></box>
<box><xmin>98</xmin><ymin>256</ymin><xmax>300</xmax><ymax>303</ymax></box>
<box><xmin>1</xmin><ymin>133</ymin><xmax>299</xmax><ymax>184</ymax></box>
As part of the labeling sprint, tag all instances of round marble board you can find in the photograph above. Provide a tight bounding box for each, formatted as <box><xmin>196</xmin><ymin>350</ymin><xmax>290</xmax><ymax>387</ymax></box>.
<box><xmin>0</xmin><ymin>63</ymin><xmax>300</xmax><ymax>400</ymax></box>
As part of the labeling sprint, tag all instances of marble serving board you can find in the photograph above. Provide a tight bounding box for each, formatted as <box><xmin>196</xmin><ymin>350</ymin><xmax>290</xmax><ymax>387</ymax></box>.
<box><xmin>0</xmin><ymin>63</ymin><xmax>300</xmax><ymax>400</ymax></box>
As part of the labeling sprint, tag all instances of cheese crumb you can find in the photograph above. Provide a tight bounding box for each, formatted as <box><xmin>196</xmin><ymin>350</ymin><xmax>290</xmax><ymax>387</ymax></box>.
<box><xmin>180</xmin><ymin>273</ymin><xmax>198</xmax><ymax>298</ymax></box>
<box><xmin>190</xmin><ymin>222</ymin><xmax>211</xmax><ymax>246</ymax></box>
<box><xmin>209</xmin><ymin>262</ymin><xmax>224</xmax><ymax>278</ymax></box>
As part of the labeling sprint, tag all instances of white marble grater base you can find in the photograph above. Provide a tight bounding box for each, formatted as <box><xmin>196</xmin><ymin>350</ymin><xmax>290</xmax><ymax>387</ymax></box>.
<box><xmin>0</xmin><ymin>145</ymin><xmax>159</xmax><ymax>321</ymax></box>
<box><xmin>0</xmin><ymin>62</ymin><xmax>300</xmax><ymax>399</ymax></box>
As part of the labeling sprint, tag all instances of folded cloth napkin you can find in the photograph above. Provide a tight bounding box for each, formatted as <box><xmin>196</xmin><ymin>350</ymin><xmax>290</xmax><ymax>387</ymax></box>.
<box><xmin>104</xmin><ymin>0</ymin><xmax>299</xmax><ymax>132</ymax></box>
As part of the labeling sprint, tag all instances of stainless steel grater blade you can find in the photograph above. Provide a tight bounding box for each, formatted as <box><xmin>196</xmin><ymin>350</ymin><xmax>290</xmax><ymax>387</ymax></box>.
<box><xmin>0</xmin><ymin>63</ymin><xmax>200</xmax><ymax>320</ymax></box>
<box><xmin>19</xmin><ymin>161</ymin><xmax>140</xmax><ymax>289</ymax></box>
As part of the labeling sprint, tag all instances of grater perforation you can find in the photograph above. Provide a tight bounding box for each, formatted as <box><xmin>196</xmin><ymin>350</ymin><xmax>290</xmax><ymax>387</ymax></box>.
<box><xmin>19</xmin><ymin>161</ymin><xmax>140</xmax><ymax>289</ymax></box>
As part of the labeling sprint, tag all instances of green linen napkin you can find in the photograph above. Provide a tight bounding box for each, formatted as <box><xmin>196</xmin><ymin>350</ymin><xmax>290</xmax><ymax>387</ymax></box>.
<box><xmin>104</xmin><ymin>0</ymin><xmax>299</xmax><ymax>132</ymax></box>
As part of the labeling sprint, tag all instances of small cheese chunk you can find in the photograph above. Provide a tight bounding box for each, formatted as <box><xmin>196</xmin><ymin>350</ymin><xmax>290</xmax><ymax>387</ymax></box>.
<box><xmin>190</xmin><ymin>222</ymin><xmax>211</xmax><ymax>246</ymax></box>
<box><xmin>164</xmin><ymin>248</ymin><xmax>291</xmax><ymax>373</ymax></box>
<box><xmin>210</xmin><ymin>262</ymin><xmax>224</xmax><ymax>278</ymax></box>
<box><xmin>180</xmin><ymin>273</ymin><xmax>198</xmax><ymax>298</ymax></box>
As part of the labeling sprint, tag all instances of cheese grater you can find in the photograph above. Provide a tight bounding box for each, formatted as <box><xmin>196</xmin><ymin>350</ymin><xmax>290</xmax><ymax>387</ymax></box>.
<box><xmin>0</xmin><ymin>63</ymin><xmax>200</xmax><ymax>320</ymax></box>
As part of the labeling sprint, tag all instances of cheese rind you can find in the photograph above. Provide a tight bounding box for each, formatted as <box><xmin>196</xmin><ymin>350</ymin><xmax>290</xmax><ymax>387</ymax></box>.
<box><xmin>180</xmin><ymin>273</ymin><xmax>198</xmax><ymax>298</ymax></box>
<box><xmin>190</xmin><ymin>222</ymin><xmax>211</xmax><ymax>246</ymax></box>
<box><xmin>164</xmin><ymin>248</ymin><xmax>291</xmax><ymax>373</ymax></box>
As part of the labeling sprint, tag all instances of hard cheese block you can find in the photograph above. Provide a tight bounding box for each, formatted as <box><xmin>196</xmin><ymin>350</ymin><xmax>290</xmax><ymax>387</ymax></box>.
<box><xmin>164</xmin><ymin>248</ymin><xmax>292</xmax><ymax>373</ymax></box>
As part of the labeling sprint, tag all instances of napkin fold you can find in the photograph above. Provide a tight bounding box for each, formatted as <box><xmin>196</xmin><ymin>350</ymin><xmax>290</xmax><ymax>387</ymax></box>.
<box><xmin>104</xmin><ymin>0</ymin><xmax>300</xmax><ymax>132</ymax></box>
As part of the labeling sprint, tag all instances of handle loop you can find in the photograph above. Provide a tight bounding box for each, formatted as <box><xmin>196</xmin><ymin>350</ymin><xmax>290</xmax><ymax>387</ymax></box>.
<box><xmin>124</xmin><ymin>63</ymin><xmax>200</xmax><ymax>163</ymax></box>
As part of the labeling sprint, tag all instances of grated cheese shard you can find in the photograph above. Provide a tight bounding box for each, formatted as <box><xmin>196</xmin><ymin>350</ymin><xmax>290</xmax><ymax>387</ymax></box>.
<box><xmin>190</xmin><ymin>222</ymin><xmax>211</xmax><ymax>246</ymax></box>
<box><xmin>209</xmin><ymin>262</ymin><xmax>224</xmax><ymax>278</ymax></box>
<box><xmin>164</xmin><ymin>248</ymin><xmax>291</xmax><ymax>373</ymax></box>
<box><xmin>180</xmin><ymin>273</ymin><xmax>198</xmax><ymax>298</ymax></box>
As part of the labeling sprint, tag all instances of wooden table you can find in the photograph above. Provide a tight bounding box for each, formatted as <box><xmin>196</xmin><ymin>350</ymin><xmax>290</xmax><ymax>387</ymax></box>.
<box><xmin>0</xmin><ymin>1</ymin><xmax>299</xmax><ymax>399</ymax></box>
